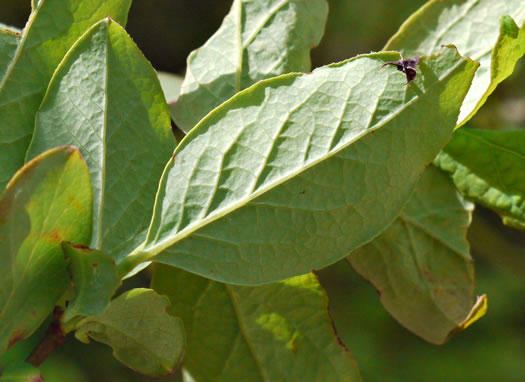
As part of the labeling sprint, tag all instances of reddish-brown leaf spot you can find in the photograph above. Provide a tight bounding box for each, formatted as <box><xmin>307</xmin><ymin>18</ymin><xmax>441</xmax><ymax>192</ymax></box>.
<box><xmin>8</xmin><ymin>330</ymin><xmax>26</xmax><ymax>349</ymax></box>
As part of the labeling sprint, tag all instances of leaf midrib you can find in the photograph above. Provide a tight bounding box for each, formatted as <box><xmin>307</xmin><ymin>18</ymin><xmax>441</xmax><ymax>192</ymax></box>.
<box><xmin>225</xmin><ymin>285</ymin><xmax>268</xmax><ymax>382</ymax></box>
<box><xmin>146</xmin><ymin>54</ymin><xmax>470</xmax><ymax>256</ymax></box>
<box><xmin>95</xmin><ymin>24</ymin><xmax>110</xmax><ymax>249</ymax></box>
<box><xmin>428</xmin><ymin>0</ymin><xmax>479</xmax><ymax>54</ymax></box>
<box><xmin>234</xmin><ymin>0</ymin><xmax>291</xmax><ymax>92</ymax></box>
<box><xmin>398</xmin><ymin>212</ymin><xmax>469</xmax><ymax>259</ymax></box>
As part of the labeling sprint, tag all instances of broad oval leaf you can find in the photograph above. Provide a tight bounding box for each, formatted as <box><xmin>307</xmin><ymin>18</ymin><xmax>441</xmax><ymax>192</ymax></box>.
<box><xmin>348</xmin><ymin>165</ymin><xmax>481</xmax><ymax>344</ymax></box>
<box><xmin>435</xmin><ymin>128</ymin><xmax>525</xmax><ymax>230</ymax></box>
<box><xmin>152</xmin><ymin>264</ymin><xmax>361</xmax><ymax>382</ymax></box>
<box><xmin>123</xmin><ymin>46</ymin><xmax>478</xmax><ymax>285</ymax></box>
<box><xmin>0</xmin><ymin>146</ymin><xmax>92</xmax><ymax>353</ymax></box>
<box><xmin>61</xmin><ymin>243</ymin><xmax>121</xmax><ymax>323</ymax></box>
<box><xmin>27</xmin><ymin>19</ymin><xmax>175</xmax><ymax>262</ymax></box>
<box><xmin>0</xmin><ymin>0</ymin><xmax>132</xmax><ymax>192</ymax></box>
<box><xmin>75</xmin><ymin>288</ymin><xmax>185</xmax><ymax>377</ymax></box>
<box><xmin>384</xmin><ymin>0</ymin><xmax>525</xmax><ymax>126</ymax></box>
<box><xmin>172</xmin><ymin>0</ymin><xmax>329</xmax><ymax>133</ymax></box>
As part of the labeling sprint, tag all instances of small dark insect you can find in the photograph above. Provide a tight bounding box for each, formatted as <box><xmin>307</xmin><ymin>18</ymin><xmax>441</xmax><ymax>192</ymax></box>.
<box><xmin>382</xmin><ymin>56</ymin><xmax>420</xmax><ymax>84</ymax></box>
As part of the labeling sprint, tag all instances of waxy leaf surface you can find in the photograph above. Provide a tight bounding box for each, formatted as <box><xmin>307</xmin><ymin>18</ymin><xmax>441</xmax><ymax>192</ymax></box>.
<box><xmin>172</xmin><ymin>0</ymin><xmax>328</xmax><ymax>133</ymax></box>
<box><xmin>152</xmin><ymin>264</ymin><xmax>361</xmax><ymax>382</ymax></box>
<box><xmin>27</xmin><ymin>19</ymin><xmax>175</xmax><ymax>262</ymax></box>
<box><xmin>132</xmin><ymin>47</ymin><xmax>478</xmax><ymax>285</ymax></box>
<box><xmin>348</xmin><ymin>166</ymin><xmax>480</xmax><ymax>344</ymax></box>
<box><xmin>75</xmin><ymin>288</ymin><xmax>185</xmax><ymax>377</ymax></box>
<box><xmin>385</xmin><ymin>0</ymin><xmax>525</xmax><ymax>126</ymax></box>
<box><xmin>0</xmin><ymin>147</ymin><xmax>92</xmax><ymax>353</ymax></box>
<box><xmin>61</xmin><ymin>243</ymin><xmax>121</xmax><ymax>323</ymax></box>
<box><xmin>436</xmin><ymin>128</ymin><xmax>525</xmax><ymax>230</ymax></box>
<box><xmin>0</xmin><ymin>0</ymin><xmax>131</xmax><ymax>191</ymax></box>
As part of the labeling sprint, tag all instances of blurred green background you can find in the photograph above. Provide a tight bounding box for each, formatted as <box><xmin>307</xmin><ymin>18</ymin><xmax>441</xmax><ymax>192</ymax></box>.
<box><xmin>1</xmin><ymin>0</ymin><xmax>524</xmax><ymax>380</ymax></box>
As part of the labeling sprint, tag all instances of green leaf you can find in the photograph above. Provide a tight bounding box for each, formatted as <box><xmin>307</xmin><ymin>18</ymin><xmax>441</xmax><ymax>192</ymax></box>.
<box><xmin>172</xmin><ymin>0</ymin><xmax>329</xmax><ymax>133</ymax></box>
<box><xmin>0</xmin><ymin>0</ymin><xmax>132</xmax><ymax>192</ymax></box>
<box><xmin>0</xmin><ymin>28</ymin><xmax>20</xmax><ymax>81</ymax></box>
<box><xmin>0</xmin><ymin>361</ymin><xmax>42</xmax><ymax>382</ymax></box>
<box><xmin>121</xmin><ymin>46</ymin><xmax>478</xmax><ymax>285</ymax></box>
<box><xmin>75</xmin><ymin>288</ymin><xmax>185</xmax><ymax>377</ymax></box>
<box><xmin>347</xmin><ymin>165</ymin><xmax>483</xmax><ymax>344</ymax></box>
<box><xmin>482</xmin><ymin>16</ymin><xmax>525</xmax><ymax>116</ymax></box>
<box><xmin>0</xmin><ymin>24</ymin><xmax>21</xmax><ymax>33</ymax></box>
<box><xmin>384</xmin><ymin>0</ymin><xmax>525</xmax><ymax>126</ymax></box>
<box><xmin>152</xmin><ymin>264</ymin><xmax>361</xmax><ymax>382</ymax></box>
<box><xmin>61</xmin><ymin>243</ymin><xmax>121</xmax><ymax>324</ymax></box>
<box><xmin>27</xmin><ymin>19</ymin><xmax>175</xmax><ymax>262</ymax></box>
<box><xmin>158</xmin><ymin>71</ymin><xmax>183</xmax><ymax>104</ymax></box>
<box><xmin>435</xmin><ymin>128</ymin><xmax>525</xmax><ymax>230</ymax></box>
<box><xmin>0</xmin><ymin>146</ymin><xmax>92</xmax><ymax>354</ymax></box>
<box><xmin>0</xmin><ymin>323</ymin><xmax>47</xmax><ymax>373</ymax></box>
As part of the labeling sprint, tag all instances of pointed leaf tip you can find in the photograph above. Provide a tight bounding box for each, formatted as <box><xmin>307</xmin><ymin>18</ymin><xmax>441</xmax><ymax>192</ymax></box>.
<box><xmin>27</xmin><ymin>15</ymin><xmax>175</xmax><ymax>263</ymax></box>
<box><xmin>458</xmin><ymin>294</ymin><xmax>488</xmax><ymax>330</ymax></box>
<box><xmin>0</xmin><ymin>0</ymin><xmax>132</xmax><ymax>191</ymax></box>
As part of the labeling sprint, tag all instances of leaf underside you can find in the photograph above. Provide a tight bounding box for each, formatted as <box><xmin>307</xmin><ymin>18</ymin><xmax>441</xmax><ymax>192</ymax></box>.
<box><xmin>139</xmin><ymin>46</ymin><xmax>478</xmax><ymax>285</ymax></box>
<box><xmin>172</xmin><ymin>0</ymin><xmax>329</xmax><ymax>133</ymax></box>
<box><xmin>27</xmin><ymin>19</ymin><xmax>175</xmax><ymax>262</ymax></box>
<box><xmin>385</xmin><ymin>0</ymin><xmax>525</xmax><ymax>126</ymax></box>
<box><xmin>0</xmin><ymin>0</ymin><xmax>132</xmax><ymax>192</ymax></box>
<box><xmin>348</xmin><ymin>166</ymin><xmax>479</xmax><ymax>344</ymax></box>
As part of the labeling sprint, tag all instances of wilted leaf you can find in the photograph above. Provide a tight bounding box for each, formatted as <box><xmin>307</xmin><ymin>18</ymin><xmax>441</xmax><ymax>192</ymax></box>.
<box><xmin>172</xmin><ymin>0</ymin><xmax>329</xmax><ymax>133</ymax></box>
<box><xmin>435</xmin><ymin>128</ymin><xmax>525</xmax><ymax>230</ymax></box>
<box><xmin>152</xmin><ymin>264</ymin><xmax>361</xmax><ymax>382</ymax></box>
<box><xmin>61</xmin><ymin>243</ymin><xmax>121</xmax><ymax>323</ymax></box>
<box><xmin>0</xmin><ymin>0</ymin><xmax>131</xmax><ymax>191</ymax></box>
<box><xmin>75</xmin><ymin>288</ymin><xmax>185</xmax><ymax>376</ymax></box>
<box><xmin>0</xmin><ymin>147</ymin><xmax>92</xmax><ymax>353</ymax></box>
<box><xmin>120</xmin><ymin>46</ymin><xmax>478</xmax><ymax>285</ymax></box>
<box><xmin>27</xmin><ymin>19</ymin><xmax>175</xmax><ymax>262</ymax></box>
<box><xmin>348</xmin><ymin>166</ymin><xmax>482</xmax><ymax>344</ymax></box>
<box><xmin>385</xmin><ymin>0</ymin><xmax>525</xmax><ymax>126</ymax></box>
